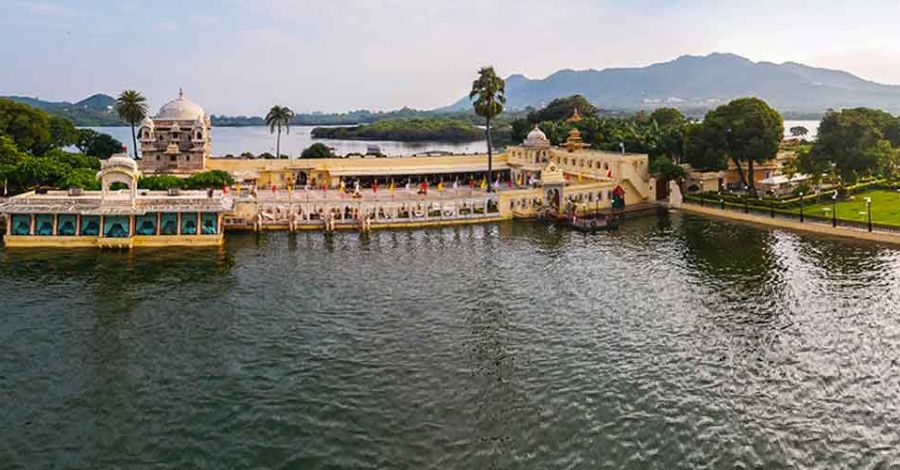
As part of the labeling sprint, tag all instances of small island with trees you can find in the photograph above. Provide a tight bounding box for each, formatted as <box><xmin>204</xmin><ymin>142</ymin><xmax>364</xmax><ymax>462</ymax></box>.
<box><xmin>311</xmin><ymin>118</ymin><xmax>485</xmax><ymax>142</ymax></box>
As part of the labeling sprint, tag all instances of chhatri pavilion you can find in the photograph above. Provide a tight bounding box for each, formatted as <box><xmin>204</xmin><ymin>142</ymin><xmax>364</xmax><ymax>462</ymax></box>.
<box><xmin>0</xmin><ymin>152</ymin><xmax>231</xmax><ymax>248</ymax></box>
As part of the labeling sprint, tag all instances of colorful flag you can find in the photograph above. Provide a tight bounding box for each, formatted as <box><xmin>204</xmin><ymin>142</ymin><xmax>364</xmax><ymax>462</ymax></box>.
<box><xmin>389</xmin><ymin>180</ymin><xmax>395</xmax><ymax>193</ymax></box>
<box><xmin>480</xmin><ymin>178</ymin><xmax>487</xmax><ymax>190</ymax></box>
<box><xmin>607</xmin><ymin>169</ymin><xmax>612</xmax><ymax>178</ymax></box>
<box><xmin>373</xmin><ymin>179</ymin><xmax>378</xmax><ymax>193</ymax></box>
<box><xmin>438</xmin><ymin>180</ymin><xmax>444</xmax><ymax>192</ymax></box>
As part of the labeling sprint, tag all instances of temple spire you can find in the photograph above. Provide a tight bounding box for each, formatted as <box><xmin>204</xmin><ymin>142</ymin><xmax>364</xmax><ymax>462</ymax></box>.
<box><xmin>179</xmin><ymin>87</ymin><xmax>184</xmax><ymax>99</ymax></box>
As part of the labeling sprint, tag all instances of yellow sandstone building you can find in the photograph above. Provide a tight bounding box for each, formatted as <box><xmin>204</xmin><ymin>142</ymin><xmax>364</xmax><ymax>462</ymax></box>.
<box><xmin>1</xmin><ymin>98</ymin><xmax>658</xmax><ymax>248</ymax></box>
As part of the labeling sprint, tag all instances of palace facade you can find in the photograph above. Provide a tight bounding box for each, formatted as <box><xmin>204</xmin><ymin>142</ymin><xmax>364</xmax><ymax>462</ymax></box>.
<box><xmin>1</xmin><ymin>94</ymin><xmax>661</xmax><ymax>248</ymax></box>
<box><xmin>138</xmin><ymin>89</ymin><xmax>211</xmax><ymax>173</ymax></box>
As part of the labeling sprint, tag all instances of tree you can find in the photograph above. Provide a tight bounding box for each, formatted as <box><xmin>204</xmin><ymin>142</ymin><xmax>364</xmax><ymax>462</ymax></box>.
<box><xmin>526</xmin><ymin>95</ymin><xmax>598</xmax><ymax>123</ymax></box>
<box><xmin>693</xmin><ymin>98</ymin><xmax>783</xmax><ymax>195</ymax></box>
<box><xmin>301</xmin><ymin>143</ymin><xmax>335</xmax><ymax>158</ymax></box>
<box><xmin>57</xmin><ymin>168</ymin><xmax>100</xmax><ymax>190</ymax></box>
<box><xmin>139</xmin><ymin>175</ymin><xmax>184</xmax><ymax>190</ymax></box>
<box><xmin>808</xmin><ymin>108</ymin><xmax>899</xmax><ymax>181</ymax></box>
<box><xmin>115</xmin><ymin>90</ymin><xmax>148</xmax><ymax>159</ymax></box>
<box><xmin>650</xmin><ymin>107</ymin><xmax>686</xmax><ymax>128</ymax></box>
<box><xmin>0</xmin><ymin>98</ymin><xmax>51</xmax><ymax>154</ymax></box>
<box><xmin>76</xmin><ymin>129</ymin><xmax>123</xmax><ymax>159</ymax></box>
<box><xmin>265</xmin><ymin>105</ymin><xmax>294</xmax><ymax>160</ymax></box>
<box><xmin>184</xmin><ymin>170</ymin><xmax>234</xmax><ymax>189</ymax></box>
<box><xmin>469</xmin><ymin>66</ymin><xmax>506</xmax><ymax>190</ymax></box>
<box><xmin>649</xmin><ymin>155</ymin><xmax>686</xmax><ymax>181</ymax></box>
<box><xmin>683</xmin><ymin>122</ymin><xmax>729</xmax><ymax>172</ymax></box>
<box><xmin>789</xmin><ymin>126</ymin><xmax>809</xmax><ymax>138</ymax></box>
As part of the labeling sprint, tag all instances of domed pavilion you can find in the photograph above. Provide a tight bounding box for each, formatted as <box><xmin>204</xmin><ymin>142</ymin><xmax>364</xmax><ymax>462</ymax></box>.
<box><xmin>138</xmin><ymin>89</ymin><xmax>211</xmax><ymax>173</ymax></box>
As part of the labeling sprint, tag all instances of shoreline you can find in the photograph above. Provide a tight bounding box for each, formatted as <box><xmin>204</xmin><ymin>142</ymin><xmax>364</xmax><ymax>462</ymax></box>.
<box><xmin>677</xmin><ymin>203</ymin><xmax>900</xmax><ymax>246</ymax></box>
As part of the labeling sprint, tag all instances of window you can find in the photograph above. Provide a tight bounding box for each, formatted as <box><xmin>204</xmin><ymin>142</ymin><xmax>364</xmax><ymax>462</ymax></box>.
<box><xmin>170</xmin><ymin>156</ymin><xmax>177</xmax><ymax>162</ymax></box>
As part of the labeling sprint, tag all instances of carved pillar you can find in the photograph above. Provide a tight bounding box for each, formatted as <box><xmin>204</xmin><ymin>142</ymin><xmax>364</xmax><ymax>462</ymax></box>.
<box><xmin>177</xmin><ymin>212</ymin><xmax>182</xmax><ymax>235</ymax></box>
<box><xmin>75</xmin><ymin>214</ymin><xmax>81</xmax><ymax>236</ymax></box>
<box><xmin>129</xmin><ymin>215</ymin><xmax>135</xmax><ymax>237</ymax></box>
<box><xmin>156</xmin><ymin>212</ymin><xmax>161</xmax><ymax>236</ymax></box>
<box><xmin>99</xmin><ymin>215</ymin><xmax>105</xmax><ymax>237</ymax></box>
<box><xmin>29</xmin><ymin>214</ymin><xmax>35</xmax><ymax>235</ymax></box>
<box><xmin>52</xmin><ymin>214</ymin><xmax>58</xmax><ymax>236</ymax></box>
<box><xmin>196</xmin><ymin>212</ymin><xmax>201</xmax><ymax>236</ymax></box>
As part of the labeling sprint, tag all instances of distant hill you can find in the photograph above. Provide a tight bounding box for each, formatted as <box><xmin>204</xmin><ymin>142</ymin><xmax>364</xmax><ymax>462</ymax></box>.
<box><xmin>442</xmin><ymin>53</ymin><xmax>900</xmax><ymax>115</ymax></box>
<box><xmin>4</xmin><ymin>93</ymin><xmax>123</xmax><ymax>126</ymax></box>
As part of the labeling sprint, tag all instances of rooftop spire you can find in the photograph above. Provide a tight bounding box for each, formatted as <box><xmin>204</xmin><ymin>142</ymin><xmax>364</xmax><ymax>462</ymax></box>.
<box><xmin>179</xmin><ymin>87</ymin><xmax>184</xmax><ymax>99</ymax></box>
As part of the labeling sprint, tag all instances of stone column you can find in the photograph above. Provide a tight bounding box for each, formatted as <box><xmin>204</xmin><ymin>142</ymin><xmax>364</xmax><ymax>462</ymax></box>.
<box><xmin>177</xmin><ymin>212</ymin><xmax>182</xmax><ymax>235</ymax></box>
<box><xmin>218</xmin><ymin>213</ymin><xmax>224</xmax><ymax>234</ymax></box>
<box><xmin>75</xmin><ymin>215</ymin><xmax>81</xmax><ymax>237</ymax></box>
<box><xmin>196</xmin><ymin>212</ymin><xmax>201</xmax><ymax>236</ymax></box>
<box><xmin>156</xmin><ymin>212</ymin><xmax>162</xmax><ymax>236</ymax></box>
<box><xmin>29</xmin><ymin>214</ymin><xmax>35</xmax><ymax>235</ymax></box>
<box><xmin>129</xmin><ymin>216</ymin><xmax>135</xmax><ymax>237</ymax></box>
<box><xmin>99</xmin><ymin>215</ymin><xmax>105</xmax><ymax>237</ymax></box>
<box><xmin>52</xmin><ymin>214</ymin><xmax>58</xmax><ymax>236</ymax></box>
<box><xmin>5</xmin><ymin>214</ymin><xmax>11</xmax><ymax>235</ymax></box>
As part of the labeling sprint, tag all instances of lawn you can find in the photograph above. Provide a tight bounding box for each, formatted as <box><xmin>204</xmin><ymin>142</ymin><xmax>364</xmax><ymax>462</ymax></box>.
<box><xmin>801</xmin><ymin>189</ymin><xmax>900</xmax><ymax>226</ymax></box>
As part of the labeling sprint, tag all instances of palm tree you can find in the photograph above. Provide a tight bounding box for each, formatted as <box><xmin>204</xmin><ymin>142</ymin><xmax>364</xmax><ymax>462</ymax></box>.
<box><xmin>265</xmin><ymin>105</ymin><xmax>294</xmax><ymax>160</ymax></box>
<box><xmin>115</xmin><ymin>90</ymin><xmax>149</xmax><ymax>159</ymax></box>
<box><xmin>469</xmin><ymin>67</ymin><xmax>505</xmax><ymax>191</ymax></box>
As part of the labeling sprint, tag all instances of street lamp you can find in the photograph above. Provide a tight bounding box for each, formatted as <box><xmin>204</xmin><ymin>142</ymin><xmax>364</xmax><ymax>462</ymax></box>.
<box><xmin>831</xmin><ymin>190</ymin><xmax>837</xmax><ymax>228</ymax></box>
<box><xmin>799</xmin><ymin>191</ymin><xmax>804</xmax><ymax>222</ymax></box>
<box><xmin>743</xmin><ymin>185</ymin><xmax>749</xmax><ymax>213</ymax></box>
<box><xmin>865</xmin><ymin>196</ymin><xmax>872</xmax><ymax>232</ymax></box>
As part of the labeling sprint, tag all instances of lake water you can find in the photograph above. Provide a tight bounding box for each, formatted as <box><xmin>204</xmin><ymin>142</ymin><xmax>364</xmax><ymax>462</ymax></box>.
<box><xmin>89</xmin><ymin>120</ymin><xmax>820</xmax><ymax>159</ymax></box>
<box><xmin>2</xmin><ymin>213</ymin><xmax>899</xmax><ymax>468</ymax></box>
<box><xmin>88</xmin><ymin>126</ymin><xmax>489</xmax><ymax>158</ymax></box>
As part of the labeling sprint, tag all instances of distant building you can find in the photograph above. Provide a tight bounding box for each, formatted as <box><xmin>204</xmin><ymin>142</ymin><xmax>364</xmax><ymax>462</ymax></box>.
<box><xmin>138</xmin><ymin>89</ymin><xmax>211</xmax><ymax>173</ymax></box>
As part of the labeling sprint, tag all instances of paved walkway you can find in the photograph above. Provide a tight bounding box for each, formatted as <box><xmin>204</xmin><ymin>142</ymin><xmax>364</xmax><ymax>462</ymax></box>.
<box><xmin>678</xmin><ymin>202</ymin><xmax>900</xmax><ymax>246</ymax></box>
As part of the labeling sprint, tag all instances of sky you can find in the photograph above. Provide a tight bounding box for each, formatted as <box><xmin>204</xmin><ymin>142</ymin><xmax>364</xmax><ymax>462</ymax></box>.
<box><xmin>2</xmin><ymin>0</ymin><xmax>900</xmax><ymax>115</ymax></box>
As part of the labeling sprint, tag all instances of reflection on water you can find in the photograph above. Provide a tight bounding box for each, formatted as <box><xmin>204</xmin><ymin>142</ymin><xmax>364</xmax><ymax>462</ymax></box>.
<box><xmin>2</xmin><ymin>213</ymin><xmax>900</xmax><ymax>468</ymax></box>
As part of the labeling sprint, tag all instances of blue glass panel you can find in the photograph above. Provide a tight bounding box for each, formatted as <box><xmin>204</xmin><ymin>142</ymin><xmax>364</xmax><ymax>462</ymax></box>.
<box><xmin>12</xmin><ymin>214</ymin><xmax>31</xmax><ymax>235</ymax></box>
<box><xmin>103</xmin><ymin>216</ymin><xmax>130</xmax><ymax>238</ymax></box>
<box><xmin>160</xmin><ymin>213</ymin><xmax>178</xmax><ymax>235</ymax></box>
<box><xmin>35</xmin><ymin>214</ymin><xmax>54</xmax><ymax>236</ymax></box>
<box><xmin>80</xmin><ymin>216</ymin><xmax>100</xmax><ymax>236</ymax></box>
<box><xmin>136</xmin><ymin>214</ymin><xmax>158</xmax><ymax>236</ymax></box>
<box><xmin>181</xmin><ymin>212</ymin><xmax>198</xmax><ymax>235</ymax></box>
<box><xmin>201</xmin><ymin>213</ymin><xmax>218</xmax><ymax>235</ymax></box>
<box><xmin>58</xmin><ymin>215</ymin><xmax>77</xmax><ymax>236</ymax></box>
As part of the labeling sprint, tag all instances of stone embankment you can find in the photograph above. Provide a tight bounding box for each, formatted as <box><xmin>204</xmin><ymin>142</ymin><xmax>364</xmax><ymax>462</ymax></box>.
<box><xmin>677</xmin><ymin>202</ymin><xmax>900</xmax><ymax>246</ymax></box>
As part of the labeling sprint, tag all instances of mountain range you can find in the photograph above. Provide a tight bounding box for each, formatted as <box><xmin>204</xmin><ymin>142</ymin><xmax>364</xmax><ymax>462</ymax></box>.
<box><xmin>8</xmin><ymin>53</ymin><xmax>900</xmax><ymax>127</ymax></box>
<box><xmin>444</xmin><ymin>53</ymin><xmax>900</xmax><ymax>115</ymax></box>
<box><xmin>5</xmin><ymin>93</ymin><xmax>122</xmax><ymax>126</ymax></box>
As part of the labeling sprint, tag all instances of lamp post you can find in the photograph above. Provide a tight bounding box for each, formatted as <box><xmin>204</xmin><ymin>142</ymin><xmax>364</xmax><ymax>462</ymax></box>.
<box><xmin>831</xmin><ymin>190</ymin><xmax>837</xmax><ymax>228</ymax></box>
<box><xmin>799</xmin><ymin>191</ymin><xmax>804</xmax><ymax>223</ymax></box>
<box><xmin>865</xmin><ymin>196</ymin><xmax>872</xmax><ymax>232</ymax></box>
<box><xmin>743</xmin><ymin>185</ymin><xmax>749</xmax><ymax>214</ymax></box>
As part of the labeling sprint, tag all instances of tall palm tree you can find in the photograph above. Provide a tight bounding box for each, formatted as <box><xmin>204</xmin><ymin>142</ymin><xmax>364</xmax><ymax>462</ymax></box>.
<box><xmin>469</xmin><ymin>67</ymin><xmax>505</xmax><ymax>191</ymax></box>
<box><xmin>115</xmin><ymin>90</ymin><xmax>149</xmax><ymax>159</ymax></box>
<box><xmin>265</xmin><ymin>105</ymin><xmax>294</xmax><ymax>160</ymax></box>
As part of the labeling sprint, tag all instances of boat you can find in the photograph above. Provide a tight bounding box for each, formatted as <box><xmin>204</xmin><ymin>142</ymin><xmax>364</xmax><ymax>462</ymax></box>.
<box><xmin>558</xmin><ymin>214</ymin><xmax>620</xmax><ymax>233</ymax></box>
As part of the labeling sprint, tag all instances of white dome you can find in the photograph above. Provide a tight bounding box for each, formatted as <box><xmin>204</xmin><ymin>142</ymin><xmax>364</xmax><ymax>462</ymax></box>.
<box><xmin>103</xmin><ymin>153</ymin><xmax>138</xmax><ymax>172</ymax></box>
<box><xmin>156</xmin><ymin>90</ymin><xmax>205</xmax><ymax>121</ymax></box>
<box><xmin>524</xmin><ymin>126</ymin><xmax>550</xmax><ymax>148</ymax></box>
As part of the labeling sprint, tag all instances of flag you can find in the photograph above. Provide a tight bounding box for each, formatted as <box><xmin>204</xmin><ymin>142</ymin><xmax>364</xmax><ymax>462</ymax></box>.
<box><xmin>607</xmin><ymin>169</ymin><xmax>612</xmax><ymax>178</ymax></box>
<box><xmin>272</xmin><ymin>184</ymin><xmax>277</xmax><ymax>193</ymax></box>
<box><xmin>438</xmin><ymin>180</ymin><xmax>444</xmax><ymax>192</ymax></box>
<box><xmin>508</xmin><ymin>178</ymin><xmax>513</xmax><ymax>188</ymax></box>
<box><xmin>480</xmin><ymin>178</ymin><xmax>487</xmax><ymax>190</ymax></box>
<box><xmin>223</xmin><ymin>185</ymin><xmax>228</xmax><ymax>194</ymax></box>
<box><xmin>389</xmin><ymin>180</ymin><xmax>395</xmax><ymax>194</ymax></box>
<box><xmin>373</xmin><ymin>179</ymin><xmax>378</xmax><ymax>193</ymax></box>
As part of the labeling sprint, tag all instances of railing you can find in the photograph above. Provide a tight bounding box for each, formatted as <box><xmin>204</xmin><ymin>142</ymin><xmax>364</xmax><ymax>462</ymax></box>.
<box><xmin>684</xmin><ymin>195</ymin><xmax>900</xmax><ymax>235</ymax></box>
